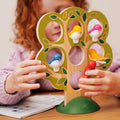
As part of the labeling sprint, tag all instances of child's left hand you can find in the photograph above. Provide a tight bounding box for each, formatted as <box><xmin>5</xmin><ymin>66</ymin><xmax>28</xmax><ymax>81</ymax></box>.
<box><xmin>78</xmin><ymin>70</ymin><xmax>120</xmax><ymax>97</ymax></box>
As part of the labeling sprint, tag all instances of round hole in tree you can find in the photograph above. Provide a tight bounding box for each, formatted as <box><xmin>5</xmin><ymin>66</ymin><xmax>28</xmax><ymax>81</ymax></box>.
<box><xmin>67</xmin><ymin>20</ymin><xmax>82</xmax><ymax>44</ymax></box>
<box><xmin>45</xmin><ymin>21</ymin><xmax>62</xmax><ymax>42</ymax></box>
<box><xmin>69</xmin><ymin>46</ymin><xmax>83</xmax><ymax>65</ymax></box>
<box><xmin>47</xmin><ymin>48</ymin><xmax>64</xmax><ymax>72</ymax></box>
<box><xmin>88</xmin><ymin>19</ymin><xmax>103</xmax><ymax>41</ymax></box>
<box><xmin>70</xmin><ymin>71</ymin><xmax>82</xmax><ymax>90</ymax></box>
<box><xmin>89</xmin><ymin>43</ymin><xmax>104</xmax><ymax>59</ymax></box>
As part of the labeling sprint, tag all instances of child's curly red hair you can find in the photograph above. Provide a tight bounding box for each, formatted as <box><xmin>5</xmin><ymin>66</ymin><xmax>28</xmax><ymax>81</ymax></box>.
<box><xmin>13</xmin><ymin>0</ymin><xmax>88</xmax><ymax>52</ymax></box>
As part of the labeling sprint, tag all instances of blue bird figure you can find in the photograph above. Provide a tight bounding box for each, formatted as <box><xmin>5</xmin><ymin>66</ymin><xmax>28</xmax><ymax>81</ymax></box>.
<box><xmin>47</xmin><ymin>53</ymin><xmax>62</xmax><ymax>64</ymax></box>
<box><xmin>47</xmin><ymin>53</ymin><xmax>63</xmax><ymax>72</ymax></box>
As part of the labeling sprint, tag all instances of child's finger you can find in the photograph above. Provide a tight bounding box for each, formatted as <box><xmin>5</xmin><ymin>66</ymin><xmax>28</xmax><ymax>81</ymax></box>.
<box><xmin>20</xmin><ymin>65</ymin><xmax>46</xmax><ymax>74</ymax></box>
<box><xmin>18</xmin><ymin>60</ymin><xmax>41</xmax><ymax>68</ymax></box>
<box><xmin>84</xmin><ymin>91</ymin><xmax>103</xmax><ymax>97</ymax></box>
<box><xmin>20</xmin><ymin>83</ymin><xmax>40</xmax><ymax>90</ymax></box>
<box><xmin>28</xmin><ymin>51</ymin><xmax>36</xmax><ymax>60</ymax></box>
<box><xmin>78</xmin><ymin>84</ymin><xmax>104</xmax><ymax>91</ymax></box>
<box><xmin>19</xmin><ymin>73</ymin><xmax>46</xmax><ymax>83</ymax></box>
<box><xmin>85</xmin><ymin>69</ymin><xmax>105</xmax><ymax>77</ymax></box>
<box><xmin>78</xmin><ymin>78</ymin><xmax>103</xmax><ymax>85</ymax></box>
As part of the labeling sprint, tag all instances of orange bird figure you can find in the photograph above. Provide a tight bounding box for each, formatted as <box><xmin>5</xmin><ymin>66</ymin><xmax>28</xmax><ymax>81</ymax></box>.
<box><xmin>89</xmin><ymin>49</ymin><xmax>108</xmax><ymax>60</ymax></box>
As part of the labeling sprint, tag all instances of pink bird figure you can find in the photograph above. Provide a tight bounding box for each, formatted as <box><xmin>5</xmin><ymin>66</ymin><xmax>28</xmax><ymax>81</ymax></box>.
<box><xmin>88</xmin><ymin>24</ymin><xmax>102</xmax><ymax>41</ymax></box>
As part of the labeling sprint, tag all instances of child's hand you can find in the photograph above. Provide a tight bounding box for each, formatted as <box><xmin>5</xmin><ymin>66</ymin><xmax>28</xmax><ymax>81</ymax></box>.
<box><xmin>5</xmin><ymin>51</ymin><xmax>47</xmax><ymax>94</ymax></box>
<box><xmin>78</xmin><ymin>70</ymin><xmax>120</xmax><ymax>97</ymax></box>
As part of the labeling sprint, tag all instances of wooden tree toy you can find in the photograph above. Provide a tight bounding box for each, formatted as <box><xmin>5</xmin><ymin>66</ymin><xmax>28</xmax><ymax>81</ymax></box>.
<box><xmin>36</xmin><ymin>7</ymin><xmax>113</xmax><ymax>114</ymax></box>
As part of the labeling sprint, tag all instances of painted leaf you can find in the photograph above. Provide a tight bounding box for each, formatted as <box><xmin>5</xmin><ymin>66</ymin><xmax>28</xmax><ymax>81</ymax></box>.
<box><xmin>57</xmin><ymin>78</ymin><xmax>66</xmax><ymax>84</ymax></box>
<box><xmin>81</xmin><ymin>41</ymin><xmax>85</xmax><ymax>46</ymax></box>
<box><xmin>64</xmin><ymin>80</ymin><xmax>67</xmax><ymax>86</ymax></box>
<box><xmin>44</xmin><ymin>39</ymin><xmax>48</xmax><ymax>44</ymax></box>
<box><xmin>103</xmin><ymin>34</ymin><xmax>106</xmax><ymax>37</ymax></box>
<box><xmin>76</xmin><ymin>11</ymin><xmax>80</xmax><ymax>16</ymax></box>
<box><xmin>46</xmin><ymin>73</ymin><xmax>50</xmax><ymax>77</ymax></box>
<box><xmin>62</xmin><ymin>68</ymin><xmax>67</xmax><ymax>74</ymax></box>
<box><xmin>63</xmin><ymin>12</ymin><xmax>67</xmax><ymax>19</ymax></box>
<box><xmin>50</xmin><ymin>15</ymin><xmax>57</xmax><ymax>19</ymax></box>
<box><xmin>105</xmin><ymin>24</ymin><xmax>107</xmax><ymax>28</ymax></box>
<box><xmin>105</xmin><ymin>59</ymin><xmax>111</xmax><ymax>63</ymax></box>
<box><xmin>83</xmin><ymin>13</ymin><xmax>86</xmax><ymax>22</ymax></box>
<box><xmin>70</xmin><ymin>15</ymin><xmax>75</xmax><ymax>18</ymax></box>
<box><xmin>99</xmin><ymin>39</ymin><xmax>104</xmax><ymax>44</ymax></box>
<box><xmin>44</xmin><ymin>48</ymin><xmax>49</xmax><ymax>52</ymax></box>
<box><xmin>91</xmin><ymin>13</ymin><xmax>96</xmax><ymax>17</ymax></box>
<box><xmin>69</xmin><ymin>12</ymin><xmax>73</xmax><ymax>17</ymax></box>
<box><xmin>102</xmin><ymin>66</ymin><xmax>106</xmax><ymax>69</ymax></box>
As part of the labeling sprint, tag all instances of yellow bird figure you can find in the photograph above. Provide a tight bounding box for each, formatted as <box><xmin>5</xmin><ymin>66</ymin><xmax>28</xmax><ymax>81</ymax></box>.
<box><xmin>68</xmin><ymin>25</ymin><xmax>82</xmax><ymax>44</ymax></box>
<box><xmin>89</xmin><ymin>49</ymin><xmax>108</xmax><ymax>60</ymax></box>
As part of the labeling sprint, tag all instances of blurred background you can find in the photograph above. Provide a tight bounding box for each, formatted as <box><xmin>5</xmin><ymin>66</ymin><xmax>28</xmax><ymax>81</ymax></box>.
<box><xmin>0</xmin><ymin>0</ymin><xmax>120</xmax><ymax>67</ymax></box>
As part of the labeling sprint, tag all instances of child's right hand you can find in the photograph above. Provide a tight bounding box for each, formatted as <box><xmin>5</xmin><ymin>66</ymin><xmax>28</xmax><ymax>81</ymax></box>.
<box><xmin>5</xmin><ymin>51</ymin><xmax>46</xmax><ymax>94</ymax></box>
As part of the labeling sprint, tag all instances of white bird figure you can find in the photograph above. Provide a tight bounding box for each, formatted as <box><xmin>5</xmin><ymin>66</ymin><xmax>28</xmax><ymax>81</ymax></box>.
<box><xmin>47</xmin><ymin>53</ymin><xmax>64</xmax><ymax>72</ymax></box>
<box><xmin>88</xmin><ymin>24</ymin><xmax>102</xmax><ymax>41</ymax></box>
<box><xmin>68</xmin><ymin>25</ymin><xmax>82</xmax><ymax>44</ymax></box>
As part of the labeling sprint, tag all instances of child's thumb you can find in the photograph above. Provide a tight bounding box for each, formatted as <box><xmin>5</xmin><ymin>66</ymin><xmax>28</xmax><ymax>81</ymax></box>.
<box><xmin>28</xmin><ymin>51</ymin><xmax>36</xmax><ymax>60</ymax></box>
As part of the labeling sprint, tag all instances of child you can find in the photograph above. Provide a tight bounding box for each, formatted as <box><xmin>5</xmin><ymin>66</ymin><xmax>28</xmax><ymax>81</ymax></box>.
<box><xmin>0</xmin><ymin>0</ymin><xmax>120</xmax><ymax>105</ymax></box>
<box><xmin>0</xmin><ymin>0</ymin><xmax>88</xmax><ymax>105</ymax></box>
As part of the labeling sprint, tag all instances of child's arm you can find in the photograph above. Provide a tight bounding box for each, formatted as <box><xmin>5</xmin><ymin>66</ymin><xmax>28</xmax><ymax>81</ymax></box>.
<box><xmin>78</xmin><ymin>50</ymin><xmax>120</xmax><ymax>97</ymax></box>
<box><xmin>0</xmin><ymin>45</ymin><xmax>46</xmax><ymax>105</ymax></box>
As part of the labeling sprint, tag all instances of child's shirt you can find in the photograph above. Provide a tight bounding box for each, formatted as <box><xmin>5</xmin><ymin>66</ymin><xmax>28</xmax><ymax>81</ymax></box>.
<box><xmin>0</xmin><ymin>44</ymin><xmax>120</xmax><ymax>105</ymax></box>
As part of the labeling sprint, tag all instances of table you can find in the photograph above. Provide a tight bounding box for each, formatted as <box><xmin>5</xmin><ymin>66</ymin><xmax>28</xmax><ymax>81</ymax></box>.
<box><xmin>0</xmin><ymin>91</ymin><xmax>120</xmax><ymax>120</ymax></box>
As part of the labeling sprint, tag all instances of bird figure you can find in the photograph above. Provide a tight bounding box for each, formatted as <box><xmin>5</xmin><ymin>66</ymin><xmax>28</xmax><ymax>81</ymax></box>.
<box><xmin>47</xmin><ymin>53</ymin><xmax>64</xmax><ymax>72</ymax></box>
<box><xmin>77</xmin><ymin>60</ymin><xmax>96</xmax><ymax>80</ymax></box>
<box><xmin>88</xmin><ymin>24</ymin><xmax>102</xmax><ymax>41</ymax></box>
<box><xmin>89</xmin><ymin>49</ymin><xmax>108</xmax><ymax>66</ymax></box>
<box><xmin>68</xmin><ymin>25</ymin><xmax>82</xmax><ymax>44</ymax></box>
<box><xmin>89</xmin><ymin>49</ymin><xmax>108</xmax><ymax>60</ymax></box>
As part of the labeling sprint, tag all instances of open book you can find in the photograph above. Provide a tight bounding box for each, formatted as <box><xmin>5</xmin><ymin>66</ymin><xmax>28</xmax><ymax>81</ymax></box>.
<box><xmin>0</xmin><ymin>94</ymin><xmax>64</xmax><ymax>119</ymax></box>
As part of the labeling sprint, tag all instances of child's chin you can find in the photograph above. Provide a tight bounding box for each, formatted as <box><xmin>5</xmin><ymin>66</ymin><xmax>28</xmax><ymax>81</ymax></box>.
<box><xmin>51</xmin><ymin>36</ymin><xmax>60</xmax><ymax>41</ymax></box>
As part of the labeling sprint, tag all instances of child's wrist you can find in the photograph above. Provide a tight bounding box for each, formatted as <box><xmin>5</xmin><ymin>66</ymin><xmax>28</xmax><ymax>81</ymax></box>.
<box><xmin>5</xmin><ymin>74</ymin><xmax>16</xmax><ymax>94</ymax></box>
